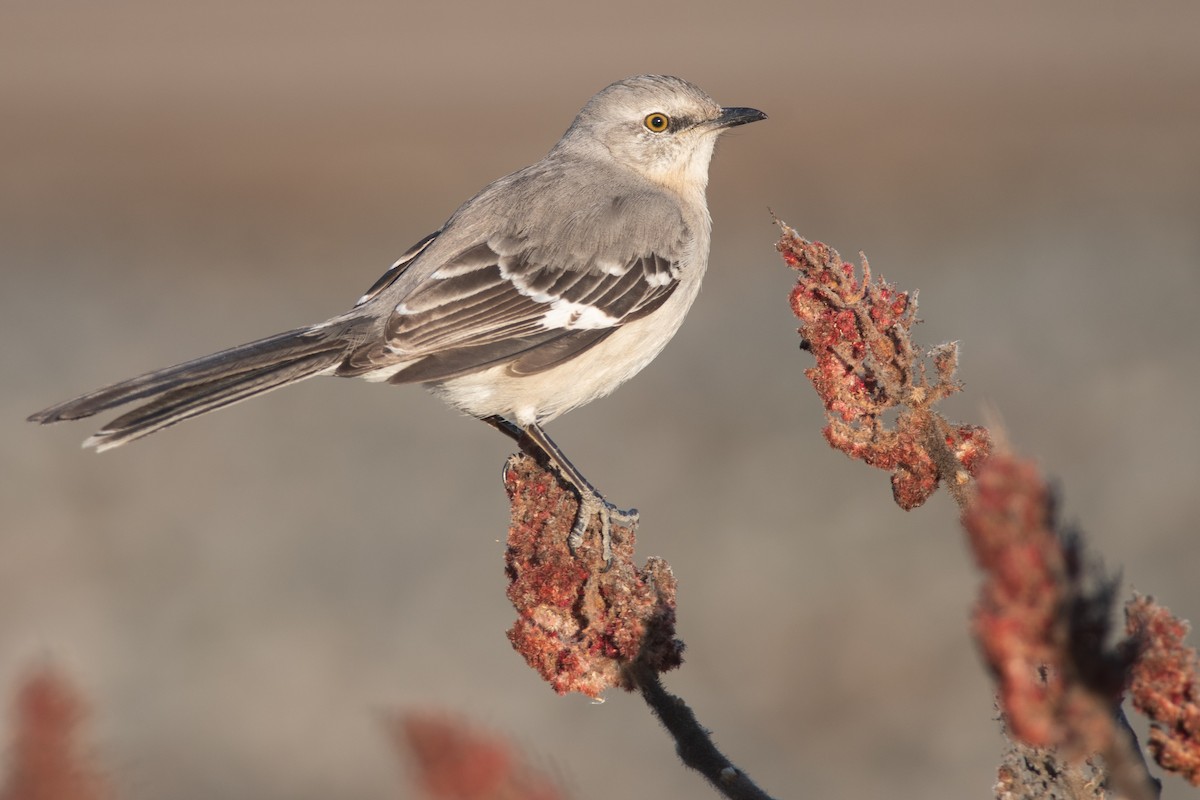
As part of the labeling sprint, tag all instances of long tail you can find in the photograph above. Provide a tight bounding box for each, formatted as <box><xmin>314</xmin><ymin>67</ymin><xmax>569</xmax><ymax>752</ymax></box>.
<box><xmin>28</xmin><ymin>323</ymin><xmax>358</xmax><ymax>452</ymax></box>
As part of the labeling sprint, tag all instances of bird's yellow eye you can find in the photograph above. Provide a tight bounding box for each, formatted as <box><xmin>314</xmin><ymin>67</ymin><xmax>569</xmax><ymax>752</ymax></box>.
<box><xmin>643</xmin><ymin>112</ymin><xmax>670</xmax><ymax>133</ymax></box>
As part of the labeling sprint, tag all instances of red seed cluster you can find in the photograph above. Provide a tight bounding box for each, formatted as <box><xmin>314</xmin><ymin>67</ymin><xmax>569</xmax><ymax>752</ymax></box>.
<box><xmin>963</xmin><ymin>453</ymin><xmax>1073</xmax><ymax>748</ymax></box>
<box><xmin>502</xmin><ymin>455</ymin><xmax>683</xmax><ymax>697</ymax></box>
<box><xmin>1127</xmin><ymin>596</ymin><xmax>1200</xmax><ymax>785</ymax></box>
<box><xmin>778</xmin><ymin>224</ymin><xmax>989</xmax><ymax>508</ymax></box>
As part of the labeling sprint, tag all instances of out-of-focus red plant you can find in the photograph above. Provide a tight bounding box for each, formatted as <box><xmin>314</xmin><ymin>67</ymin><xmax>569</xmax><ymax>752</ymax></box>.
<box><xmin>963</xmin><ymin>451</ymin><xmax>1133</xmax><ymax>756</ymax></box>
<box><xmin>1</xmin><ymin>667</ymin><xmax>111</xmax><ymax>800</ymax></box>
<box><xmin>394</xmin><ymin>712</ymin><xmax>565</xmax><ymax>800</ymax></box>
<box><xmin>1127</xmin><ymin>596</ymin><xmax>1200</xmax><ymax>785</ymax></box>
<box><xmin>776</xmin><ymin>222</ymin><xmax>1200</xmax><ymax>799</ymax></box>
<box><xmin>502</xmin><ymin>454</ymin><xmax>683</xmax><ymax>698</ymax></box>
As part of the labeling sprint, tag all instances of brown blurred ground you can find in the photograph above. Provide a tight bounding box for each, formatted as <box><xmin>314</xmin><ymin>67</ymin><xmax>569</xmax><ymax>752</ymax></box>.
<box><xmin>3</xmin><ymin>2</ymin><xmax>1198</xmax><ymax>798</ymax></box>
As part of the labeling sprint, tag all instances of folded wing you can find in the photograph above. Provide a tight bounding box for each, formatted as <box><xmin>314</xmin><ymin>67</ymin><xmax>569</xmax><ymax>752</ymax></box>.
<box><xmin>338</xmin><ymin>235</ymin><xmax>682</xmax><ymax>382</ymax></box>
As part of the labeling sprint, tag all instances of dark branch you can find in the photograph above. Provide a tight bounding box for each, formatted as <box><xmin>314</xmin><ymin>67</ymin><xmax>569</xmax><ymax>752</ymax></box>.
<box><xmin>625</xmin><ymin>660</ymin><xmax>779</xmax><ymax>800</ymax></box>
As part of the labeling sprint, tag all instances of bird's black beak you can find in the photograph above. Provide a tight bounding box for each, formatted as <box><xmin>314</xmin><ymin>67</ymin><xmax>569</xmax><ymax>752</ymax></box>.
<box><xmin>714</xmin><ymin>107</ymin><xmax>767</xmax><ymax>129</ymax></box>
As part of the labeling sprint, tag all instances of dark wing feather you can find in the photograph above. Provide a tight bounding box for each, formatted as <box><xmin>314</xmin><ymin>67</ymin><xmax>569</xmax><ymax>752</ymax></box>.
<box><xmin>386</xmin><ymin>329</ymin><xmax>613</xmax><ymax>384</ymax></box>
<box><xmin>506</xmin><ymin>328</ymin><xmax>619</xmax><ymax>376</ymax></box>
<box><xmin>353</xmin><ymin>230</ymin><xmax>440</xmax><ymax>307</ymax></box>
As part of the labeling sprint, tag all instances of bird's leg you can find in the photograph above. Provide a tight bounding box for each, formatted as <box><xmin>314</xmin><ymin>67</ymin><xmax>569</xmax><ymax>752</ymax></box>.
<box><xmin>481</xmin><ymin>414</ymin><xmax>525</xmax><ymax>444</ymax></box>
<box><xmin>522</xmin><ymin>422</ymin><xmax>637</xmax><ymax>565</ymax></box>
<box><xmin>481</xmin><ymin>415</ymin><xmax>635</xmax><ymax>563</ymax></box>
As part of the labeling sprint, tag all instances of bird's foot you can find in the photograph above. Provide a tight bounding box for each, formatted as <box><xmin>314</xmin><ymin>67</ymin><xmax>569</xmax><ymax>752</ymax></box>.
<box><xmin>569</xmin><ymin>490</ymin><xmax>639</xmax><ymax>567</ymax></box>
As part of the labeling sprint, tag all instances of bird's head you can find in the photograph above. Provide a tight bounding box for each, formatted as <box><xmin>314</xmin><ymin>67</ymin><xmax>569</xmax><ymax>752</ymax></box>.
<box><xmin>558</xmin><ymin>74</ymin><xmax>766</xmax><ymax>195</ymax></box>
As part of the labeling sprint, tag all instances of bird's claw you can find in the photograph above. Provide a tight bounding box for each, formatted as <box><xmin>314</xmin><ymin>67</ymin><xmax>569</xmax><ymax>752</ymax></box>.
<box><xmin>568</xmin><ymin>493</ymin><xmax>637</xmax><ymax>568</ymax></box>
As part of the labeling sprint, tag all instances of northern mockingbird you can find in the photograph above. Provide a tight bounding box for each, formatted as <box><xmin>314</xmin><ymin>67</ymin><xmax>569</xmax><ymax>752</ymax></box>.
<box><xmin>28</xmin><ymin>74</ymin><xmax>766</xmax><ymax>558</ymax></box>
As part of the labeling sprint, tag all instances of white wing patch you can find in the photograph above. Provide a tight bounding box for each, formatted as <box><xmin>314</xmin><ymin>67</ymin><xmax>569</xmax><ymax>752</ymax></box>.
<box><xmin>595</xmin><ymin>258</ymin><xmax>627</xmax><ymax>276</ymax></box>
<box><xmin>644</xmin><ymin>265</ymin><xmax>678</xmax><ymax>287</ymax></box>
<box><xmin>540</xmin><ymin>299</ymin><xmax>620</xmax><ymax>330</ymax></box>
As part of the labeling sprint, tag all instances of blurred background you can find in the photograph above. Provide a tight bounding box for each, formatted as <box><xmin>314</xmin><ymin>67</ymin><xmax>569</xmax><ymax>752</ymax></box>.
<box><xmin>3</xmin><ymin>2</ymin><xmax>1198</xmax><ymax>798</ymax></box>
